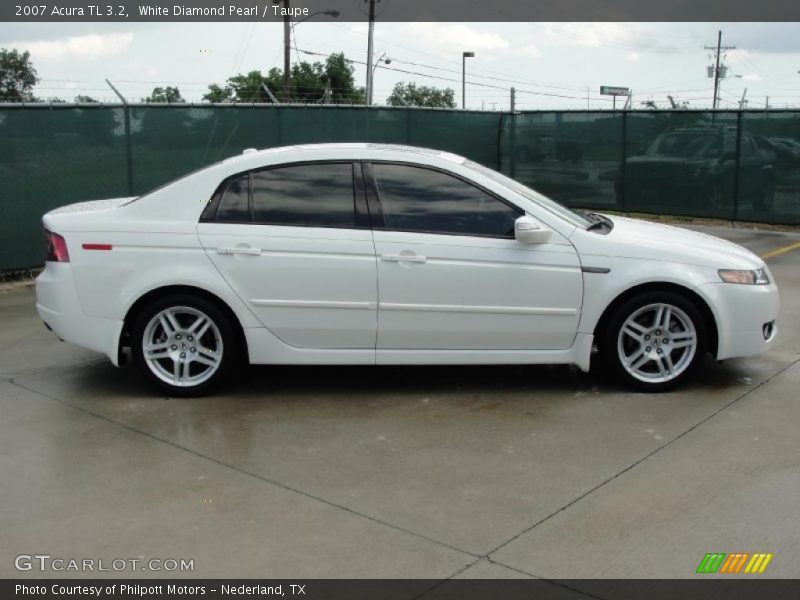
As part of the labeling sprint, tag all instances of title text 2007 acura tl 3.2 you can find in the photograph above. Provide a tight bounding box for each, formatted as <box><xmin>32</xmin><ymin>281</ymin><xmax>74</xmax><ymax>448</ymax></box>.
<box><xmin>36</xmin><ymin>144</ymin><xmax>779</xmax><ymax>395</ymax></box>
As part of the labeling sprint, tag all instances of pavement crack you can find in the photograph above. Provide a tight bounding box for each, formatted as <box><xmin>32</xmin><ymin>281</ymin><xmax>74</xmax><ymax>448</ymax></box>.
<box><xmin>8</xmin><ymin>378</ymin><xmax>480</xmax><ymax>562</ymax></box>
<box><xmin>485</xmin><ymin>357</ymin><xmax>800</xmax><ymax>558</ymax></box>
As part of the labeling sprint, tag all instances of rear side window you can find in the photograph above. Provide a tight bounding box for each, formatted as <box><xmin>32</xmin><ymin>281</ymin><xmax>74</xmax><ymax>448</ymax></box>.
<box><xmin>215</xmin><ymin>175</ymin><xmax>250</xmax><ymax>222</ymax></box>
<box><xmin>252</xmin><ymin>163</ymin><xmax>356</xmax><ymax>228</ymax></box>
<box><xmin>371</xmin><ymin>163</ymin><xmax>521</xmax><ymax>238</ymax></box>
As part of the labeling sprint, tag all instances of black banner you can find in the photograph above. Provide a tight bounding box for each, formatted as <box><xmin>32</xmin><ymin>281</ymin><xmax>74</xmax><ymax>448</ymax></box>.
<box><xmin>2</xmin><ymin>0</ymin><xmax>800</xmax><ymax>23</ymax></box>
<box><xmin>5</xmin><ymin>580</ymin><xmax>800</xmax><ymax>600</ymax></box>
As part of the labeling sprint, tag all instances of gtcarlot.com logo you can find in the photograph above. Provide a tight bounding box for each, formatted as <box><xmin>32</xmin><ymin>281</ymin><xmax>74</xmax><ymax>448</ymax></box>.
<box><xmin>14</xmin><ymin>554</ymin><xmax>194</xmax><ymax>573</ymax></box>
<box><xmin>696</xmin><ymin>552</ymin><xmax>773</xmax><ymax>574</ymax></box>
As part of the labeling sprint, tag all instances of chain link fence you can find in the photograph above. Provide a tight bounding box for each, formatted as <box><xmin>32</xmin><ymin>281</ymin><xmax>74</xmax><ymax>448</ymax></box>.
<box><xmin>1</xmin><ymin>104</ymin><xmax>799</xmax><ymax>271</ymax></box>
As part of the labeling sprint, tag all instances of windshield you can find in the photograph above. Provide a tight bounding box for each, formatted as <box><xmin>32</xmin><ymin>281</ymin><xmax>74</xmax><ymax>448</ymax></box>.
<box><xmin>462</xmin><ymin>160</ymin><xmax>591</xmax><ymax>229</ymax></box>
<box><xmin>647</xmin><ymin>132</ymin><xmax>719</xmax><ymax>159</ymax></box>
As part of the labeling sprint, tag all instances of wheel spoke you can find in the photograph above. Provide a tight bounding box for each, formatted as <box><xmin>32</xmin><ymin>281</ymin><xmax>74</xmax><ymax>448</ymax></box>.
<box><xmin>172</xmin><ymin>358</ymin><xmax>181</xmax><ymax>383</ymax></box>
<box><xmin>181</xmin><ymin>360</ymin><xmax>191</xmax><ymax>381</ymax></box>
<box><xmin>194</xmin><ymin>347</ymin><xmax>220</xmax><ymax>367</ymax></box>
<box><xmin>623</xmin><ymin>321</ymin><xmax>647</xmax><ymax>341</ymax></box>
<box><xmin>655</xmin><ymin>355</ymin><xmax>669</xmax><ymax>377</ymax></box>
<box><xmin>144</xmin><ymin>342</ymin><xmax>171</xmax><ymax>359</ymax></box>
<box><xmin>662</xmin><ymin>352</ymin><xmax>675</xmax><ymax>375</ymax></box>
<box><xmin>629</xmin><ymin>350</ymin><xmax>650</xmax><ymax>370</ymax></box>
<box><xmin>671</xmin><ymin>332</ymin><xmax>696</xmax><ymax>349</ymax></box>
<box><xmin>189</xmin><ymin>315</ymin><xmax>211</xmax><ymax>338</ymax></box>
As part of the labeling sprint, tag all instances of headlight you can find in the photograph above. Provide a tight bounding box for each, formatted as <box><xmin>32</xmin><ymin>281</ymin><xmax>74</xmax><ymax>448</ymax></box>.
<box><xmin>718</xmin><ymin>268</ymin><xmax>770</xmax><ymax>285</ymax></box>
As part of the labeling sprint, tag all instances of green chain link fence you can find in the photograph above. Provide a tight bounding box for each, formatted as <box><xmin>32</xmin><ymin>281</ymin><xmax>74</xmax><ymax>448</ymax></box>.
<box><xmin>2</xmin><ymin>104</ymin><xmax>799</xmax><ymax>271</ymax></box>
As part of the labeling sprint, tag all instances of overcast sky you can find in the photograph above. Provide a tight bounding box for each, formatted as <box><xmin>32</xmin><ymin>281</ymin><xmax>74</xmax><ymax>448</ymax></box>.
<box><xmin>1</xmin><ymin>21</ymin><xmax>799</xmax><ymax>109</ymax></box>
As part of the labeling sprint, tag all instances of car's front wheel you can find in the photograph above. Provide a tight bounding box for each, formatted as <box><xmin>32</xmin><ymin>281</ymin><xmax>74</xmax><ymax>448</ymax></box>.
<box><xmin>602</xmin><ymin>291</ymin><xmax>707</xmax><ymax>392</ymax></box>
<box><xmin>131</xmin><ymin>294</ymin><xmax>237</xmax><ymax>396</ymax></box>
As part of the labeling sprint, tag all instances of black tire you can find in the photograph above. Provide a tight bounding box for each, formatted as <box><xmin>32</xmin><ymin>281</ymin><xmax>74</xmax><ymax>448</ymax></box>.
<box><xmin>601</xmin><ymin>291</ymin><xmax>708</xmax><ymax>392</ymax></box>
<box><xmin>131</xmin><ymin>294</ymin><xmax>238</xmax><ymax>396</ymax></box>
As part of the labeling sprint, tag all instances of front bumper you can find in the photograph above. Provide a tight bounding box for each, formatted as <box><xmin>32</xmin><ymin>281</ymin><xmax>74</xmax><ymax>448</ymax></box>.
<box><xmin>36</xmin><ymin>262</ymin><xmax>124</xmax><ymax>365</ymax></box>
<box><xmin>701</xmin><ymin>280</ymin><xmax>780</xmax><ymax>360</ymax></box>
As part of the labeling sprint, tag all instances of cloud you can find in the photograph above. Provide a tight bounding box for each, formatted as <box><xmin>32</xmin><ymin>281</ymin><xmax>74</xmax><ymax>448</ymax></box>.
<box><xmin>8</xmin><ymin>32</ymin><xmax>133</xmax><ymax>61</ymax></box>
<box><xmin>512</xmin><ymin>43</ymin><xmax>542</xmax><ymax>58</ymax></box>
<box><xmin>627</xmin><ymin>52</ymin><xmax>640</xmax><ymax>62</ymax></box>
<box><xmin>741</xmin><ymin>73</ymin><xmax>762</xmax><ymax>82</ymax></box>
<box><xmin>403</xmin><ymin>23</ymin><xmax>509</xmax><ymax>54</ymax></box>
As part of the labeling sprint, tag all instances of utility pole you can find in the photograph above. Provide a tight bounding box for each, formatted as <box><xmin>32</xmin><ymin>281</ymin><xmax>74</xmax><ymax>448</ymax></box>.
<box><xmin>365</xmin><ymin>0</ymin><xmax>377</xmax><ymax>105</ymax></box>
<box><xmin>271</xmin><ymin>0</ymin><xmax>292</xmax><ymax>101</ymax></box>
<box><xmin>283</xmin><ymin>0</ymin><xmax>291</xmax><ymax>102</ymax></box>
<box><xmin>739</xmin><ymin>87</ymin><xmax>747</xmax><ymax>109</ymax></box>
<box><xmin>510</xmin><ymin>87</ymin><xmax>516</xmax><ymax>112</ymax></box>
<box><xmin>705</xmin><ymin>30</ymin><xmax>735</xmax><ymax>110</ymax></box>
<box><xmin>462</xmin><ymin>51</ymin><xmax>475</xmax><ymax>109</ymax></box>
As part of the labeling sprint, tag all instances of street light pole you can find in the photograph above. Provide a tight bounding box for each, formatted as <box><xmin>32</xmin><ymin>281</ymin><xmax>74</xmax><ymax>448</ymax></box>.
<box><xmin>370</xmin><ymin>51</ymin><xmax>391</xmax><ymax>98</ymax></box>
<box><xmin>365</xmin><ymin>0</ymin><xmax>377</xmax><ymax>104</ymax></box>
<box><xmin>462</xmin><ymin>51</ymin><xmax>475</xmax><ymax>109</ymax></box>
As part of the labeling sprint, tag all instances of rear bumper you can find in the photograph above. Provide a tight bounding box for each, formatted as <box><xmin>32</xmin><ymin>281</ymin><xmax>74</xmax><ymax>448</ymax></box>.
<box><xmin>701</xmin><ymin>280</ymin><xmax>780</xmax><ymax>360</ymax></box>
<box><xmin>35</xmin><ymin>262</ymin><xmax>124</xmax><ymax>365</ymax></box>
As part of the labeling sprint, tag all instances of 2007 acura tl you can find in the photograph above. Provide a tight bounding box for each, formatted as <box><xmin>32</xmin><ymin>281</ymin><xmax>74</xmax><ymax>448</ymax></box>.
<box><xmin>36</xmin><ymin>144</ymin><xmax>779</xmax><ymax>395</ymax></box>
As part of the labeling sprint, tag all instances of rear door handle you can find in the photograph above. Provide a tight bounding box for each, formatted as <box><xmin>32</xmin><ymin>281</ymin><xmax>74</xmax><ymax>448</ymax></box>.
<box><xmin>380</xmin><ymin>253</ymin><xmax>427</xmax><ymax>264</ymax></box>
<box><xmin>217</xmin><ymin>246</ymin><xmax>261</xmax><ymax>256</ymax></box>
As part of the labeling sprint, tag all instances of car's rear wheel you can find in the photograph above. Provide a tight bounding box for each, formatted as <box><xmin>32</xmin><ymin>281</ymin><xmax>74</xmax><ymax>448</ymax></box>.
<box><xmin>602</xmin><ymin>291</ymin><xmax>707</xmax><ymax>392</ymax></box>
<box><xmin>131</xmin><ymin>295</ymin><xmax>237</xmax><ymax>396</ymax></box>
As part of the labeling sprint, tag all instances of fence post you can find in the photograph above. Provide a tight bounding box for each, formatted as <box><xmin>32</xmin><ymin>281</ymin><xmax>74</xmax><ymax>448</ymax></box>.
<box><xmin>105</xmin><ymin>79</ymin><xmax>134</xmax><ymax>195</ymax></box>
<box><xmin>732</xmin><ymin>110</ymin><xmax>743</xmax><ymax>226</ymax></box>
<box><xmin>620</xmin><ymin>110</ymin><xmax>628</xmax><ymax>215</ymax></box>
<box><xmin>123</xmin><ymin>107</ymin><xmax>134</xmax><ymax>195</ymax></box>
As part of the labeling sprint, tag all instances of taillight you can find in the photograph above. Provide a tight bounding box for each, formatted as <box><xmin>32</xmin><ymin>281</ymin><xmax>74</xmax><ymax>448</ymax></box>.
<box><xmin>44</xmin><ymin>229</ymin><xmax>70</xmax><ymax>262</ymax></box>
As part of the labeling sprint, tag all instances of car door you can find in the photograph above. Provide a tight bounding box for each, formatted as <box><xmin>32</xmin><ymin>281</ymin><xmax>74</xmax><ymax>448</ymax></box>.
<box><xmin>366</xmin><ymin>162</ymin><xmax>583</xmax><ymax>351</ymax></box>
<box><xmin>197</xmin><ymin>161</ymin><xmax>378</xmax><ymax>349</ymax></box>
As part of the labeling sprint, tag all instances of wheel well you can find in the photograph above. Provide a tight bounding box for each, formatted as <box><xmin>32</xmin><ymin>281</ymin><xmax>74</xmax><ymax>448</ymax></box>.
<box><xmin>593</xmin><ymin>282</ymin><xmax>718</xmax><ymax>357</ymax></box>
<box><xmin>120</xmin><ymin>285</ymin><xmax>249</xmax><ymax>364</ymax></box>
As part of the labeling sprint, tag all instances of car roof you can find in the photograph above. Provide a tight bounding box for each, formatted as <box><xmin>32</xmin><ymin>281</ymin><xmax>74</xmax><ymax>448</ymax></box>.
<box><xmin>220</xmin><ymin>143</ymin><xmax>466</xmax><ymax>166</ymax></box>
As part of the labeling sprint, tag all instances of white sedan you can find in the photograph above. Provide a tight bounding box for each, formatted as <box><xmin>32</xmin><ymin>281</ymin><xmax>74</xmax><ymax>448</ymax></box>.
<box><xmin>36</xmin><ymin>144</ymin><xmax>779</xmax><ymax>395</ymax></box>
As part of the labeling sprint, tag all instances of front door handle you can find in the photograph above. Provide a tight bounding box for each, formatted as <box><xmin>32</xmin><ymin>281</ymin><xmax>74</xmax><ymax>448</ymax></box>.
<box><xmin>380</xmin><ymin>253</ymin><xmax>427</xmax><ymax>264</ymax></box>
<box><xmin>217</xmin><ymin>246</ymin><xmax>262</xmax><ymax>256</ymax></box>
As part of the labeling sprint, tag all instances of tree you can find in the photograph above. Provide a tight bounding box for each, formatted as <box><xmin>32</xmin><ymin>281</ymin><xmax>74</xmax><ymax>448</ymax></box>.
<box><xmin>145</xmin><ymin>86</ymin><xmax>184</xmax><ymax>103</ymax></box>
<box><xmin>203</xmin><ymin>53</ymin><xmax>364</xmax><ymax>104</ymax></box>
<box><xmin>386</xmin><ymin>82</ymin><xmax>456</xmax><ymax>108</ymax></box>
<box><xmin>203</xmin><ymin>83</ymin><xmax>234</xmax><ymax>103</ymax></box>
<box><xmin>0</xmin><ymin>48</ymin><xmax>39</xmax><ymax>102</ymax></box>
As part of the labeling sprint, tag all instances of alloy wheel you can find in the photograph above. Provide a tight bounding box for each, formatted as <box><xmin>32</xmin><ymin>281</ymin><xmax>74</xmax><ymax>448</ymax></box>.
<box><xmin>141</xmin><ymin>306</ymin><xmax>223</xmax><ymax>388</ymax></box>
<box><xmin>616</xmin><ymin>302</ymin><xmax>698</xmax><ymax>384</ymax></box>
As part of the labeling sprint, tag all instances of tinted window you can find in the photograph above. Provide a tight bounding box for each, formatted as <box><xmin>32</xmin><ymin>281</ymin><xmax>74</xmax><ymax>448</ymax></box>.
<box><xmin>252</xmin><ymin>163</ymin><xmax>356</xmax><ymax>228</ymax></box>
<box><xmin>216</xmin><ymin>175</ymin><xmax>250</xmax><ymax>222</ymax></box>
<box><xmin>372</xmin><ymin>164</ymin><xmax>520</xmax><ymax>237</ymax></box>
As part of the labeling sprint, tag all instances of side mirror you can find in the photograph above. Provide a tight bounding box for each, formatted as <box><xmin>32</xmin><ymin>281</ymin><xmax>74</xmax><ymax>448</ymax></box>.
<box><xmin>515</xmin><ymin>215</ymin><xmax>551</xmax><ymax>244</ymax></box>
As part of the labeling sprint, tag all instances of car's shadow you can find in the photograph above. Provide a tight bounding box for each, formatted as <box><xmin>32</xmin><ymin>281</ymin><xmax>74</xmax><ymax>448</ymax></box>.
<box><xmin>63</xmin><ymin>354</ymin><xmax>759</xmax><ymax>400</ymax></box>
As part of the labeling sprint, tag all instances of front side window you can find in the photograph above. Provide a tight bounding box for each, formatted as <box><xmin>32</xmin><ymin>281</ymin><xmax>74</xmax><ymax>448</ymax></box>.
<box><xmin>371</xmin><ymin>163</ymin><xmax>521</xmax><ymax>238</ymax></box>
<box><xmin>251</xmin><ymin>163</ymin><xmax>356</xmax><ymax>228</ymax></box>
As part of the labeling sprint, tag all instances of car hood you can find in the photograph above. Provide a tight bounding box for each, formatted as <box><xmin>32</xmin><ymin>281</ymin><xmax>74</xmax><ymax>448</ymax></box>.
<box><xmin>575</xmin><ymin>215</ymin><xmax>764</xmax><ymax>270</ymax></box>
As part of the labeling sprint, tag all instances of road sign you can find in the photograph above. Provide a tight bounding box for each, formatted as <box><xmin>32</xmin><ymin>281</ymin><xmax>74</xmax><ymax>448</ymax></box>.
<box><xmin>600</xmin><ymin>86</ymin><xmax>630</xmax><ymax>96</ymax></box>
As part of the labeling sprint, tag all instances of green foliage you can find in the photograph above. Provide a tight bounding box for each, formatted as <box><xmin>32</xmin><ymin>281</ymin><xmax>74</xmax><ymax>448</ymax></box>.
<box><xmin>387</xmin><ymin>82</ymin><xmax>456</xmax><ymax>108</ymax></box>
<box><xmin>203</xmin><ymin>52</ymin><xmax>364</xmax><ymax>104</ymax></box>
<box><xmin>0</xmin><ymin>48</ymin><xmax>39</xmax><ymax>102</ymax></box>
<box><xmin>145</xmin><ymin>86</ymin><xmax>185</xmax><ymax>103</ymax></box>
